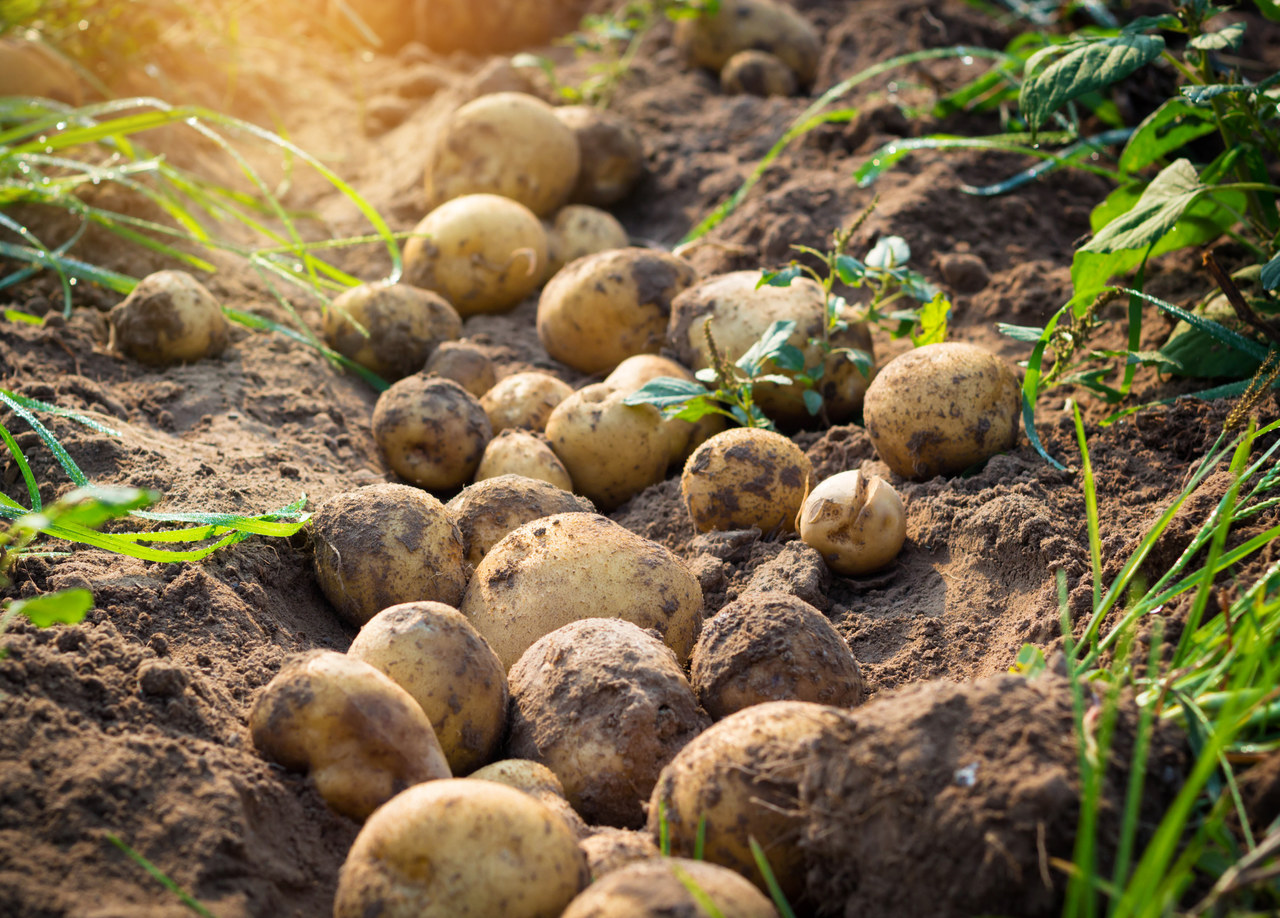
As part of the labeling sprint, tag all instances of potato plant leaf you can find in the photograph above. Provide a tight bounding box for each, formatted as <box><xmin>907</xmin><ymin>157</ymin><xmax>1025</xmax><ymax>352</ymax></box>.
<box><xmin>758</xmin><ymin>266</ymin><xmax>804</xmax><ymax>288</ymax></box>
<box><xmin>1182</xmin><ymin>84</ymin><xmax>1258</xmax><ymax>106</ymax></box>
<box><xmin>1254</xmin><ymin>0</ymin><xmax>1280</xmax><ymax>23</ymax></box>
<box><xmin>1020</xmin><ymin>34</ymin><xmax>1165</xmax><ymax>133</ymax></box>
<box><xmin>802</xmin><ymin>389</ymin><xmax>824</xmax><ymax>415</ymax></box>
<box><xmin>911</xmin><ymin>291</ymin><xmax>951</xmax><ymax>346</ymax></box>
<box><xmin>998</xmin><ymin>322</ymin><xmax>1049</xmax><ymax>342</ymax></box>
<box><xmin>623</xmin><ymin>377</ymin><xmax>709</xmax><ymax>408</ymax></box>
<box><xmin>1189</xmin><ymin>23</ymin><xmax>1246</xmax><ymax>52</ymax></box>
<box><xmin>1083</xmin><ymin>159</ymin><xmax>1204</xmax><ymax>254</ymax></box>
<box><xmin>835</xmin><ymin>254</ymin><xmax>865</xmax><ymax>285</ymax></box>
<box><xmin>1261</xmin><ymin>252</ymin><xmax>1280</xmax><ymax>291</ymax></box>
<box><xmin>738</xmin><ymin>320</ymin><xmax>801</xmax><ymax>374</ymax></box>
<box><xmin>8</xmin><ymin>589</ymin><xmax>93</xmax><ymax>628</ymax></box>
<box><xmin>1118</xmin><ymin>100</ymin><xmax>1218</xmax><ymax>174</ymax></box>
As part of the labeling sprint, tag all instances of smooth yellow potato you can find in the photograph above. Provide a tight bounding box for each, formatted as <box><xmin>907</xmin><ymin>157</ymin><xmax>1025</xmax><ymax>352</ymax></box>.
<box><xmin>720</xmin><ymin>49</ymin><xmax>798</xmax><ymax>97</ymax></box>
<box><xmin>480</xmin><ymin>371</ymin><xmax>573</xmax><ymax>433</ymax></box>
<box><xmin>562</xmin><ymin>858</ymin><xmax>779</xmax><ymax>918</ymax></box>
<box><xmin>322</xmin><ymin>282</ymin><xmax>461</xmax><ymax>380</ymax></box>
<box><xmin>674</xmin><ymin>0</ymin><xmax>820</xmax><ymax>85</ymax></box>
<box><xmin>603</xmin><ymin>354</ymin><xmax>725</xmax><ymax>466</ymax></box>
<box><xmin>373</xmin><ymin>375</ymin><xmax>492</xmax><ymax>490</ymax></box>
<box><xmin>475</xmin><ymin>430</ymin><xmax>575</xmax><ymax>491</ymax></box>
<box><xmin>446</xmin><ymin>474</ymin><xmax>595</xmax><ymax>566</ymax></box>
<box><xmin>799</xmin><ymin>469</ymin><xmax>906</xmax><ymax>575</ymax></box>
<box><xmin>545</xmin><ymin>205</ymin><xmax>630</xmax><ymax>279</ymax></box>
<box><xmin>471</xmin><ymin>758</ymin><xmax>591</xmax><ymax>839</ymax></box>
<box><xmin>681</xmin><ymin>427</ymin><xmax>813</xmax><ymax>534</ymax></box>
<box><xmin>108</xmin><ymin>270</ymin><xmax>228</xmax><ymax>367</ymax></box>
<box><xmin>424</xmin><ymin>340</ymin><xmax>497</xmax><ymax>397</ymax></box>
<box><xmin>554</xmin><ymin>105</ymin><xmax>646</xmax><ymax>207</ymax></box>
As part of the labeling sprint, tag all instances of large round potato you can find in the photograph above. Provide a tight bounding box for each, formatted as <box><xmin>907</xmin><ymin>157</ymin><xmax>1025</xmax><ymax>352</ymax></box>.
<box><xmin>545</xmin><ymin>205</ymin><xmax>630</xmax><ymax>279</ymax></box>
<box><xmin>798</xmin><ymin>469</ymin><xmax>906</xmax><ymax>575</ymax></box>
<box><xmin>681</xmin><ymin>427</ymin><xmax>813</xmax><ymax>534</ymax></box>
<box><xmin>538</xmin><ymin>248</ymin><xmax>697</xmax><ymax>375</ymax></box>
<box><xmin>310</xmin><ymin>483</ymin><xmax>469</xmax><ymax>628</ymax></box>
<box><xmin>446</xmin><ymin>474</ymin><xmax>594</xmax><ymax>566</ymax></box>
<box><xmin>403</xmin><ymin>194</ymin><xmax>548</xmax><ymax>316</ymax></box>
<box><xmin>562</xmin><ymin>858</ymin><xmax>779</xmax><ymax>918</ymax></box>
<box><xmin>475</xmin><ymin>430</ymin><xmax>575</xmax><ymax>492</ymax></box>
<box><xmin>603</xmin><ymin>355</ymin><xmax>725</xmax><ymax>467</ymax></box>
<box><xmin>471</xmin><ymin>758</ymin><xmax>591</xmax><ymax>839</ymax></box>
<box><xmin>459</xmin><ymin>512</ymin><xmax>703</xmax><ymax>669</ymax></box>
<box><xmin>425</xmin><ymin>92</ymin><xmax>580</xmax><ymax>217</ymax></box>
<box><xmin>674</xmin><ymin>0</ymin><xmax>820</xmax><ymax>85</ymax></box>
<box><xmin>109</xmin><ymin>270</ymin><xmax>228</xmax><ymax>367</ymax></box>
<box><xmin>373</xmin><ymin>375</ymin><xmax>492</xmax><ymax>490</ymax></box>
<box><xmin>721</xmin><ymin>50</ymin><xmax>798</xmax><ymax>97</ymax></box>
<box><xmin>333</xmin><ymin>779</ymin><xmax>589</xmax><ymax>918</ymax></box>
<box><xmin>480</xmin><ymin>371</ymin><xmax>573</xmax><ymax>434</ymax></box>
<box><xmin>323</xmin><ymin>282</ymin><xmax>461</xmax><ymax>380</ymax></box>
<box><xmin>554</xmin><ymin>105</ymin><xmax>646</xmax><ymax>207</ymax></box>
<box><xmin>863</xmin><ymin>342</ymin><xmax>1020</xmax><ymax>480</ymax></box>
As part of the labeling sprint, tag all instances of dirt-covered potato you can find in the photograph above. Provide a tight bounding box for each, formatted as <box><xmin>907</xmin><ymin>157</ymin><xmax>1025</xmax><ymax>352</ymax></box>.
<box><xmin>475</xmin><ymin>430</ymin><xmax>574</xmax><ymax>491</ymax></box>
<box><xmin>507</xmin><ymin>619</ymin><xmax>710</xmax><ymax>827</ymax></box>
<box><xmin>373</xmin><ymin>375</ymin><xmax>492</xmax><ymax>490</ymax></box>
<box><xmin>720</xmin><ymin>49</ymin><xmax>798</xmax><ymax>97</ymax></box>
<box><xmin>545</xmin><ymin>205</ymin><xmax>630</xmax><ymax>279</ymax></box>
<box><xmin>333</xmin><ymin>779</ymin><xmax>589</xmax><ymax>918</ymax></box>
<box><xmin>471</xmin><ymin>758</ymin><xmax>591</xmax><ymax>839</ymax></box>
<box><xmin>603</xmin><ymin>355</ymin><xmax>725</xmax><ymax>466</ymax></box>
<box><xmin>322</xmin><ymin>282</ymin><xmax>461</xmax><ymax>381</ymax></box>
<box><xmin>480</xmin><ymin>371</ymin><xmax>573</xmax><ymax>433</ymax></box>
<box><xmin>446</xmin><ymin>475</ymin><xmax>595</xmax><ymax>567</ymax></box>
<box><xmin>424</xmin><ymin>340</ymin><xmax>497</xmax><ymax>396</ymax></box>
<box><xmin>545</xmin><ymin>383</ymin><xmax>669</xmax><ymax>510</ymax></box>
<box><xmin>347</xmin><ymin>602</ymin><xmax>507</xmax><ymax>775</ymax></box>
<box><xmin>459</xmin><ymin>512</ymin><xmax>703</xmax><ymax>668</ymax></box>
<box><xmin>674</xmin><ymin>0</ymin><xmax>820</xmax><ymax>85</ymax></box>
<box><xmin>799</xmin><ymin>469</ymin><xmax>906</xmax><ymax>575</ymax></box>
<box><xmin>403</xmin><ymin>194</ymin><xmax>548</xmax><ymax>316</ymax></box>
<box><xmin>537</xmin><ymin>248</ymin><xmax>698</xmax><ymax>375</ymax></box>
<box><xmin>681</xmin><ymin>427</ymin><xmax>813</xmax><ymax>534</ymax></box>
<box><xmin>561</xmin><ymin>858</ymin><xmax>779</xmax><ymax>918</ymax></box>
<box><xmin>691</xmin><ymin>592</ymin><xmax>864</xmax><ymax>719</ymax></box>
<box><xmin>250</xmin><ymin>650</ymin><xmax>451</xmax><ymax>821</ymax></box>
<box><xmin>425</xmin><ymin>92</ymin><xmax>580</xmax><ymax>217</ymax></box>
<box><xmin>108</xmin><ymin>270</ymin><xmax>228</xmax><ymax>366</ymax></box>
<box><xmin>554</xmin><ymin>105</ymin><xmax>646</xmax><ymax>207</ymax></box>
<box><xmin>820</xmin><ymin>317</ymin><xmax>877</xmax><ymax>423</ymax></box>
<box><xmin>408</xmin><ymin>1</ymin><xmax>587</xmax><ymax>54</ymax></box>
<box><xmin>311</xmin><ymin>483</ymin><xmax>469</xmax><ymax>628</ymax></box>
<box><xmin>863</xmin><ymin>342</ymin><xmax>1020</xmax><ymax>480</ymax></box>
<box><xmin>579</xmin><ymin>829</ymin><xmax>661</xmax><ymax>881</ymax></box>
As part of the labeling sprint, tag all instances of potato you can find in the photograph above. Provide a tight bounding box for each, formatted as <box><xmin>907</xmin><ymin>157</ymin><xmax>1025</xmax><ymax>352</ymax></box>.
<box><xmin>249</xmin><ymin>650</ymin><xmax>451</xmax><ymax>821</ymax></box>
<box><xmin>333</xmin><ymin>779</ymin><xmax>589</xmax><ymax>918</ymax></box>
<box><xmin>554</xmin><ymin>105</ymin><xmax>645</xmax><ymax>207</ymax></box>
<box><xmin>322</xmin><ymin>282</ymin><xmax>461</xmax><ymax>381</ymax></box>
<box><xmin>674</xmin><ymin>0</ymin><xmax>820</xmax><ymax>85</ymax></box>
<box><xmin>403</xmin><ymin>194</ymin><xmax>548</xmax><ymax>316</ymax></box>
<box><xmin>545</xmin><ymin>205</ymin><xmax>630</xmax><ymax>279</ymax></box>
<box><xmin>347</xmin><ymin>602</ymin><xmax>507</xmax><ymax>775</ymax></box>
<box><xmin>720</xmin><ymin>50</ymin><xmax>798</xmax><ymax>97</ymax></box>
<box><xmin>561</xmin><ymin>858</ymin><xmax>779</xmax><ymax>918</ymax></box>
<box><xmin>404</xmin><ymin>2</ymin><xmax>586</xmax><ymax>54</ymax></box>
<box><xmin>311</xmin><ymin>483</ymin><xmax>469</xmax><ymax>628</ymax></box>
<box><xmin>373</xmin><ymin>375</ymin><xmax>492</xmax><ymax>490</ymax></box>
<box><xmin>545</xmin><ymin>383</ymin><xmax>669</xmax><ymax>510</ymax></box>
<box><xmin>863</xmin><ymin>342</ymin><xmax>1020</xmax><ymax>480</ymax></box>
<box><xmin>424</xmin><ymin>340</ymin><xmax>497</xmax><ymax>396</ymax></box>
<box><xmin>799</xmin><ymin>469</ymin><xmax>906</xmax><ymax>575</ymax></box>
<box><xmin>425</xmin><ymin>92</ymin><xmax>580</xmax><ymax>217</ymax></box>
<box><xmin>538</xmin><ymin>248</ymin><xmax>698</xmax><ymax>375</ymax></box>
<box><xmin>459</xmin><ymin>512</ymin><xmax>703</xmax><ymax>669</ymax></box>
<box><xmin>446</xmin><ymin>474</ymin><xmax>595</xmax><ymax>566</ymax></box>
<box><xmin>819</xmin><ymin>317</ymin><xmax>876</xmax><ymax>424</ymax></box>
<box><xmin>579</xmin><ymin>829</ymin><xmax>660</xmax><ymax>881</ymax></box>
<box><xmin>480</xmin><ymin>371</ymin><xmax>573</xmax><ymax>433</ymax></box>
<box><xmin>475</xmin><ymin>430</ymin><xmax>575</xmax><ymax>491</ymax></box>
<box><xmin>108</xmin><ymin>270</ymin><xmax>228</xmax><ymax>367</ymax></box>
<box><xmin>691</xmin><ymin>591</ymin><xmax>864</xmax><ymax>719</ymax></box>
<box><xmin>603</xmin><ymin>354</ymin><xmax>725</xmax><ymax>466</ymax></box>
<box><xmin>681</xmin><ymin>427</ymin><xmax>813</xmax><ymax>534</ymax></box>
<box><xmin>471</xmin><ymin>758</ymin><xmax>591</xmax><ymax>839</ymax></box>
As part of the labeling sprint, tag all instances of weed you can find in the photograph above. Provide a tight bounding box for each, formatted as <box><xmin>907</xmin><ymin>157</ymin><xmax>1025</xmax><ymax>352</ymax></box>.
<box><xmin>106</xmin><ymin>833</ymin><xmax>215</xmax><ymax>918</ymax></box>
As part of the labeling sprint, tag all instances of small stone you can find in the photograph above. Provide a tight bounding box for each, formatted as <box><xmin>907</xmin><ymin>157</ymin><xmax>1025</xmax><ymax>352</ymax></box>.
<box><xmin>138</xmin><ymin>660</ymin><xmax>188</xmax><ymax>698</ymax></box>
<box><xmin>937</xmin><ymin>252</ymin><xmax>990</xmax><ymax>294</ymax></box>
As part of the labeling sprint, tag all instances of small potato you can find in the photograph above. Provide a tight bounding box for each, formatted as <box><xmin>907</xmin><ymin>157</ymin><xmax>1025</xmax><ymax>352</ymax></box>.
<box><xmin>675</xmin><ymin>0</ymin><xmax>820</xmax><ymax>85</ymax></box>
<box><xmin>820</xmin><ymin>317</ymin><xmax>877</xmax><ymax>423</ymax></box>
<box><xmin>545</xmin><ymin>205</ymin><xmax>630</xmax><ymax>279</ymax></box>
<box><xmin>863</xmin><ymin>342</ymin><xmax>1020</xmax><ymax>480</ymax></box>
<box><xmin>475</xmin><ymin>430</ymin><xmax>574</xmax><ymax>491</ymax></box>
<box><xmin>425</xmin><ymin>92</ymin><xmax>580</xmax><ymax>217</ymax></box>
<box><xmin>507</xmin><ymin>619</ymin><xmax>710</xmax><ymax>827</ymax></box>
<box><xmin>472</xmin><ymin>758</ymin><xmax>591</xmax><ymax>839</ymax></box>
<box><xmin>720</xmin><ymin>50</ymin><xmax>798</xmax><ymax>97</ymax></box>
<box><xmin>446</xmin><ymin>474</ymin><xmax>595</xmax><ymax>566</ymax></box>
<box><xmin>545</xmin><ymin>383</ymin><xmax>669</xmax><ymax>510</ymax></box>
<box><xmin>681</xmin><ymin>427</ymin><xmax>813</xmax><ymax>534</ymax></box>
<box><xmin>311</xmin><ymin>483</ymin><xmax>468</xmax><ymax>628</ymax></box>
<box><xmin>603</xmin><ymin>355</ymin><xmax>725</xmax><ymax>466</ymax></box>
<box><xmin>333</xmin><ymin>779</ymin><xmax>589</xmax><ymax>918</ymax></box>
<box><xmin>322</xmin><ymin>282</ymin><xmax>461</xmax><ymax>381</ymax></box>
<box><xmin>348</xmin><ymin>602</ymin><xmax>507</xmax><ymax>775</ymax></box>
<box><xmin>538</xmin><ymin>248</ymin><xmax>698</xmax><ymax>375</ymax></box>
<box><xmin>554</xmin><ymin>105</ymin><xmax>646</xmax><ymax>207</ymax></box>
<box><xmin>250</xmin><ymin>650</ymin><xmax>451</xmax><ymax>821</ymax></box>
<box><xmin>404</xmin><ymin>194</ymin><xmax>548</xmax><ymax>316</ymax></box>
<box><xmin>480</xmin><ymin>371</ymin><xmax>573</xmax><ymax>433</ymax></box>
<box><xmin>799</xmin><ymin>469</ymin><xmax>906</xmax><ymax>575</ymax></box>
<box><xmin>373</xmin><ymin>375</ymin><xmax>492</xmax><ymax>490</ymax></box>
<box><xmin>424</xmin><ymin>340</ymin><xmax>497</xmax><ymax>396</ymax></box>
<box><xmin>691</xmin><ymin>591</ymin><xmax>864</xmax><ymax>719</ymax></box>
<box><xmin>108</xmin><ymin>270</ymin><xmax>228</xmax><ymax>366</ymax></box>
<box><xmin>579</xmin><ymin>829</ymin><xmax>661</xmax><ymax>881</ymax></box>
<box><xmin>459</xmin><ymin>512</ymin><xmax>703</xmax><ymax>669</ymax></box>
<box><xmin>562</xmin><ymin>858</ymin><xmax>779</xmax><ymax>918</ymax></box>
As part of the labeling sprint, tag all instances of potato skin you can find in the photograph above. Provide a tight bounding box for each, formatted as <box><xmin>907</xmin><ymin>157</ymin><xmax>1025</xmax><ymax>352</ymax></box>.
<box><xmin>410</xmin><ymin>1</ymin><xmax>587</xmax><ymax>54</ymax></box>
<box><xmin>863</xmin><ymin>342</ymin><xmax>1020</xmax><ymax>480</ymax></box>
<box><xmin>579</xmin><ymin>829</ymin><xmax>661</xmax><ymax>881</ymax></box>
<box><xmin>545</xmin><ymin>205</ymin><xmax>630</xmax><ymax>279</ymax></box>
<box><xmin>554</xmin><ymin>105</ymin><xmax>646</xmax><ymax>207</ymax></box>
<box><xmin>424</xmin><ymin>340</ymin><xmax>497</xmax><ymax>397</ymax></box>
<box><xmin>373</xmin><ymin>375</ymin><xmax>492</xmax><ymax>490</ymax></box>
<box><xmin>602</xmin><ymin>355</ymin><xmax>724</xmax><ymax>466</ymax></box>
<box><xmin>675</xmin><ymin>0</ymin><xmax>820</xmax><ymax>84</ymax></box>
<box><xmin>249</xmin><ymin>651</ymin><xmax>451</xmax><ymax>822</ymax></box>
<box><xmin>471</xmin><ymin>758</ymin><xmax>591</xmax><ymax>839</ymax></box>
<box><xmin>475</xmin><ymin>430</ymin><xmax>575</xmax><ymax>492</ymax></box>
<box><xmin>798</xmin><ymin>469</ymin><xmax>906</xmax><ymax>575</ymax></box>
<box><xmin>480</xmin><ymin>371</ymin><xmax>573</xmax><ymax>434</ymax></box>
<box><xmin>108</xmin><ymin>270</ymin><xmax>228</xmax><ymax>366</ymax></box>
<box><xmin>446</xmin><ymin>474</ymin><xmax>595</xmax><ymax>566</ymax></box>
<box><xmin>562</xmin><ymin>858</ymin><xmax>779</xmax><ymax>918</ymax></box>
<box><xmin>333</xmin><ymin>779</ymin><xmax>589</xmax><ymax>918</ymax></box>
<box><xmin>681</xmin><ymin>427</ymin><xmax>814</xmax><ymax>534</ymax></box>
<box><xmin>720</xmin><ymin>50</ymin><xmax>798</xmax><ymax>97</ymax></box>
<box><xmin>323</xmin><ymin>282</ymin><xmax>461</xmax><ymax>381</ymax></box>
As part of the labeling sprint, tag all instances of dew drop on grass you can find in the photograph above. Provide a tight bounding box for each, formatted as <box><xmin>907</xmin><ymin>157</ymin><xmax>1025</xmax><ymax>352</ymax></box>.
<box><xmin>54</xmin><ymin>122</ymin><xmax>67</xmax><ymax>131</ymax></box>
<box><xmin>962</xmin><ymin>55</ymin><xmax>974</xmax><ymax>65</ymax></box>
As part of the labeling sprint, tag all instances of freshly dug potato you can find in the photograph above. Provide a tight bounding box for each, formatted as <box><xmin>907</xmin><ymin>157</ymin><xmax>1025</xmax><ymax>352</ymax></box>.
<box><xmin>720</xmin><ymin>49</ymin><xmax>798</xmax><ymax>97</ymax></box>
<box><xmin>406</xmin><ymin>1</ymin><xmax>587</xmax><ymax>54</ymax></box>
<box><xmin>561</xmin><ymin>858</ymin><xmax>779</xmax><ymax>918</ymax></box>
<box><xmin>333</xmin><ymin>779</ymin><xmax>589</xmax><ymax>918</ymax></box>
<box><xmin>347</xmin><ymin>602</ymin><xmax>507</xmax><ymax>775</ymax></box>
<box><xmin>863</xmin><ymin>342</ymin><xmax>1020</xmax><ymax>480</ymax></box>
<box><xmin>545</xmin><ymin>383</ymin><xmax>669</xmax><ymax>510</ymax></box>
<box><xmin>674</xmin><ymin>0</ymin><xmax>820</xmax><ymax>85</ymax></box>
<box><xmin>579</xmin><ymin>829</ymin><xmax>660</xmax><ymax>881</ymax></box>
<box><xmin>799</xmin><ymin>469</ymin><xmax>906</xmax><ymax>575</ymax></box>
<box><xmin>459</xmin><ymin>512</ymin><xmax>703</xmax><ymax>668</ymax></box>
<box><xmin>603</xmin><ymin>355</ymin><xmax>725</xmax><ymax>466</ymax></box>
<box><xmin>403</xmin><ymin>194</ymin><xmax>548</xmax><ymax>316</ymax></box>
<box><xmin>507</xmin><ymin>618</ymin><xmax>710</xmax><ymax>827</ymax></box>
<box><xmin>311</xmin><ymin>483</ymin><xmax>468</xmax><ymax>628</ymax></box>
<box><xmin>480</xmin><ymin>371</ymin><xmax>573</xmax><ymax>433</ymax></box>
<box><xmin>424</xmin><ymin>340</ymin><xmax>497</xmax><ymax>396</ymax></box>
<box><xmin>819</xmin><ymin>318</ymin><xmax>877</xmax><ymax>423</ymax></box>
<box><xmin>475</xmin><ymin>430</ymin><xmax>574</xmax><ymax>491</ymax></box>
<box><xmin>538</xmin><ymin>248</ymin><xmax>698</xmax><ymax>375</ymax></box>
<box><xmin>691</xmin><ymin>591</ymin><xmax>864</xmax><ymax>719</ymax></box>
<box><xmin>373</xmin><ymin>375</ymin><xmax>492</xmax><ymax>490</ymax></box>
<box><xmin>545</xmin><ymin>205</ymin><xmax>630</xmax><ymax>279</ymax></box>
<box><xmin>425</xmin><ymin>92</ymin><xmax>580</xmax><ymax>217</ymax></box>
<box><xmin>681</xmin><ymin>427</ymin><xmax>813</xmax><ymax>534</ymax></box>
<box><xmin>249</xmin><ymin>650</ymin><xmax>451</xmax><ymax>821</ymax></box>
<box><xmin>322</xmin><ymin>282</ymin><xmax>461</xmax><ymax>381</ymax></box>
<box><xmin>108</xmin><ymin>270</ymin><xmax>228</xmax><ymax>366</ymax></box>
<box><xmin>446</xmin><ymin>474</ymin><xmax>595</xmax><ymax>566</ymax></box>
<box><xmin>471</xmin><ymin>758</ymin><xmax>591</xmax><ymax>839</ymax></box>
<box><xmin>554</xmin><ymin>105</ymin><xmax>646</xmax><ymax>207</ymax></box>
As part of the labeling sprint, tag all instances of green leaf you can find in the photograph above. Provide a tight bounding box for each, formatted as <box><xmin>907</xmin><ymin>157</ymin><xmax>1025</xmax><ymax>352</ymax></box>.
<box><xmin>758</xmin><ymin>266</ymin><xmax>804</xmax><ymax>288</ymax></box>
<box><xmin>51</xmin><ymin>487</ymin><xmax>158</xmax><ymax>528</ymax></box>
<box><xmin>1011</xmin><ymin>644</ymin><xmax>1049</xmax><ymax>678</ymax></box>
<box><xmin>623</xmin><ymin>377</ymin><xmax>709</xmax><ymax>409</ymax></box>
<box><xmin>802</xmin><ymin>389</ymin><xmax>824</xmax><ymax>415</ymax></box>
<box><xmin>769</xmin><ymin>344</ymin><xmax>807</xmax><ymax>373</ymax></box>
<box><xmin>1160</xmin><ymin>324</ymin><xmax>1262</xmax><ymax>379</ymax></box>
<box><xmin>911</xmin><ymin>292</ymin><xmax>951</xmax><ymax>346</ymax></box>
<box><xmin>1261</xmin><ymin>252</ymin><xmax>1280</xmax><ymax>291</ymax></box>
<box><xmin>1118</xmin><ymin>99</ymin><xmax>1218</xmax><ymax>174</ymax></box>
<box><xmin>8</xmin><ymin>589</ymin><xmax>93</xmax><ymax>628</ymax></box>
<box><xmin>1254</xmin><ymin>0</ymin><xmax>1280</xmax><ymax>23</ymax></box>
<box><xmin>1121</xmin><ymin>287</ymin><xmax>1270</xmax><ymax>362</ymax></box>
<box><xmin>998</xmin><ymin>323</ymin><xmax>1048</xmax><ymax>342</ymax></box>
<box><xmin>1083</xmin><ymin>159</ymin><xmax>1204</xmax><ymax>254</ymax></box>
<box><xmin>1189</xmin><ymin>23</ymin><xmax>1245</xmax><ymax>51</ymax></box>
<box><xmin>738</xmin><ymin>320</ymin><xmax>798</xmax><ymax>375</ymax></box>
<box><xmin>1020</xmin><ymin>34</ymin><xmax>1166</xmax><ymax>133</ymax></box>
<box><xmin>1182</xmin><ymin>84</ymin><xmax>1257</xmax><ymax>105</ymax></box>
<box><xmin>835</xmin><ymin>255</ymin><xmax>865</xmax><ymax>285</ymax></box>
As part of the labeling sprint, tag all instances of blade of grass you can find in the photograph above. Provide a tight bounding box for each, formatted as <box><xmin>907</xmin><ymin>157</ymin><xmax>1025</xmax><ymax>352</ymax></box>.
<box><xmin>1073</xmin><ymin>401</ymin><xmax>1103</xmax><ymax>610</ymax></box>
<box><xmin>105</xmin><ymin>833</ymin><xmax>216</xmax><ymax>918</ymax></box>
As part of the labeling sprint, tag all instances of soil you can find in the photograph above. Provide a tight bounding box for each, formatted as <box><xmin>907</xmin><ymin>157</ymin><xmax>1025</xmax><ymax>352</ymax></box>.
<box><xmin>1</xmin><ymin>2</ymin><xmax>1276</xmax><ymax>917</ymax></box>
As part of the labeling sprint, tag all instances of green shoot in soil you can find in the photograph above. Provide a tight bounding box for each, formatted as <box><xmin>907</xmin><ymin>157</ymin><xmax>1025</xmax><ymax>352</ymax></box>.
<box><xmin>106</xmin><ymin>833</ymin><xmax>216</xmax><ymax>918</ymax></box>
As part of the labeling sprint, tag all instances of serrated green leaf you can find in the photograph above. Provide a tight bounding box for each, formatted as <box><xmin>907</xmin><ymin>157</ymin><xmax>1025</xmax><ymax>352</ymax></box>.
<box><xmin>623</xmin><ymin>377</ymin><xmax>709</xmax><ymax>408</ymax></box>
<box><xmin>1118</xmin><ymin>99</ymin><xmax>1218</xmax><ymax>173</ymax></box>
<box><xmin>8</xmin><ymin>589</ymin><xmax>93</xmax><ymax>628</ymax></box>
<box><xmin>1083</xmin><ymin>159</ymin><xmax>1204</xmax><ymax>254</ymax></box>
<box><xmin>1020</xmin><ymin>34</ymin><xmax>1165</xmax><ymax>133</ymax></box>
<box><xmin>1189</xmin><ymin>22</ymin><xmax>1245</xmax><ymax>51</ymax></box>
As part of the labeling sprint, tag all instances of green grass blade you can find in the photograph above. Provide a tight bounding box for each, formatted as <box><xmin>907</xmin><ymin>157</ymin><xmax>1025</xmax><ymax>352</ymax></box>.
<box><xmin>747</xmin><ymin>837</ymin><xmax>797</xmax><ymax>918</ymax></box>
<box><xmin>0</xmin><ymin>390</ymin><xmax>88</xmax><ymax>486</ymax></box>
<box><xmin>1072</xmin><ymin>402</ymin><xmax>1103</xmax><ymax>611</ymax></box>
<box><xmin>223</xmin><ymin>307</ymin><xmax>389</xmax><ymax>391</ymax></box>
<box><xmin>105</xmin><ymin>833</ymin><xmax>216</xmax><ymax>918</ymax></box>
